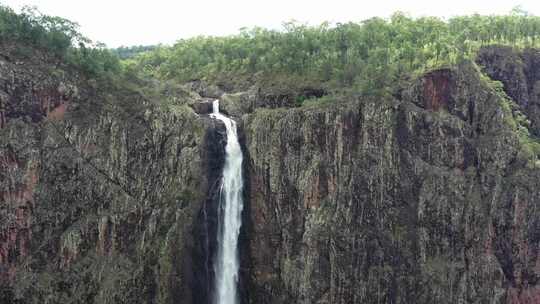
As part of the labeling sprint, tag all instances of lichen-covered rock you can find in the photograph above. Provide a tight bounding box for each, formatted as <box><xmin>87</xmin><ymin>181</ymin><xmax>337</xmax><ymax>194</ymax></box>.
<box><xmin>242</xmin><ymin>62</ymin><xmax>540</xmax><ymax>304</ymax></box>
<box><xmin>183</xmin><ymin>80</ymin><xmax>224</xmax><ymax>99</ymax></box>
<box><xmin>0</xmin><ymin>43</ymin><xmax>223</xmax><ymax>304</ymax></box>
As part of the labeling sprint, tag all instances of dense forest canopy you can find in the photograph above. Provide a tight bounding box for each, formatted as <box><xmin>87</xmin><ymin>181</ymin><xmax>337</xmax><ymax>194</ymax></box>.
<box><xmin>2</xmin><ymin>4</ymin><xmax>540</xmax><ymax>98</ymax></box>
<box><xmin>128</xmin><ymin>8</ymin><xmax>540</xmax><ymax>96</ymax></box>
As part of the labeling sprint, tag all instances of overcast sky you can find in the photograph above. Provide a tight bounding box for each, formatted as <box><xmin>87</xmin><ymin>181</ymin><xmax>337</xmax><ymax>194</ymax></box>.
<box><xmin>2</xmin><ymin>0</ymin><xmax>540</xmax><ymax>47</ymax></box>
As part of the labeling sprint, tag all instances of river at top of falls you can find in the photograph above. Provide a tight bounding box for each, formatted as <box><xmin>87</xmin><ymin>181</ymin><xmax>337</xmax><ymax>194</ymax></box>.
<box><xmin>210</xmin><ymin>100</ymin><xmax>244</xmax><ymax>304</ymax></box>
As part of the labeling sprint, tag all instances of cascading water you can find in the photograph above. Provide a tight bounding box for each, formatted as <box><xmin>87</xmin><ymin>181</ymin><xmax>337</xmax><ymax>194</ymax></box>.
<box><xmin>210</xmin><ymin>100</ymin><xmax>244</xmax><ymax>304</ymax></box>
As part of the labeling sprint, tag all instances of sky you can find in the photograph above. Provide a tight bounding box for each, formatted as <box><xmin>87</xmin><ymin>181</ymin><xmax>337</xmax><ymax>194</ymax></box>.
<box><xmin>2</xmin><ymin>0</ymin><xmax>540</xmax><ymax>48</ymax></box>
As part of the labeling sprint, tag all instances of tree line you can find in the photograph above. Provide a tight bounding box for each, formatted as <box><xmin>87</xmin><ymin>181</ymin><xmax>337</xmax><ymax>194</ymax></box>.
<box><xmin>129</xmin><ymin>8</ymin><xmax>540</xmax><ymax>95</ymax></box>
<box><xmin>3</xmin><ymin>4</ymin><xmax>540</xmax><ymax>97</ymax></box>
<box><xmin>0</xmin><ymin>5</ymin><xmax>120</xmax><ymax>78</ymax></box>
<box><xmin>111</xmin><ymin>45</ymin><xmax>158</xmax><ymax>59</ymax></box>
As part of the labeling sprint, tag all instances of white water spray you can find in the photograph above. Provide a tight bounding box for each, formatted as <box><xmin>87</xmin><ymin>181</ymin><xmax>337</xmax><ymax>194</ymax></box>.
<box><xmin>210</xmin><ymin>100</ymin><xmax>244</xmax><ymax>304</ymax></box>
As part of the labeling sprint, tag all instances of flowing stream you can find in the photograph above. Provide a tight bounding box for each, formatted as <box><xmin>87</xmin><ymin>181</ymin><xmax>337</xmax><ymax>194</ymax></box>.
<box><xmin>210</xmin><ymin>100</ymin><xmax>244</xmax><ymax>304</ymax></box>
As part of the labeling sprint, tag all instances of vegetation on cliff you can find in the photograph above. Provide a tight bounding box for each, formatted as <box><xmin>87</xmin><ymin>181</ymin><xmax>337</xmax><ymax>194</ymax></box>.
<box><xmin>111</xmin><ymin>45</ymin><xmax>159</xmax><ymax>59</ymax></box>
<box><xmin>129</xmin><ymin>8</ymin><xmax>540</xmax><ymax>96</ymax></box>
<box><xmin>4</xmin><ymin>4</ymin><xmax>540</xmax><ymax>101</ymax></box>
<box><xmin>0</xmin><ymin>5</ymin><xmax>119</xmax><ymax>78</ymax></box>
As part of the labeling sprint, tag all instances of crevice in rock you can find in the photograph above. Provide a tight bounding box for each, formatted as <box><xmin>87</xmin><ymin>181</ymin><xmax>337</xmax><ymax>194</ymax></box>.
<box><xmin>237</xmin><ymin>119</ymin><xmax>252</xmax><ymax>304</ymax></box>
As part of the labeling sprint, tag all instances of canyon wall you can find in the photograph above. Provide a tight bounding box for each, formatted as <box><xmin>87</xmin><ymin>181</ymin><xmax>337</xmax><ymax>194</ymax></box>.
<box><xmin>240</xmin><ymin>61</ymin><xmax>540</xmax><ymax>304</ymax></box>
<box><xmin>1</xmin><ymin>44</ymin><xmax>539</xmax><ymax>304</ymax></box>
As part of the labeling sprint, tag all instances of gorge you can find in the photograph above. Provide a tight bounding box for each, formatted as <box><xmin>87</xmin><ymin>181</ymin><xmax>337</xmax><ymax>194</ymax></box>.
<box><xmin>1</xmin><ymin>5</ymin><xmax>540</xmax><ymax>304</ymax></box>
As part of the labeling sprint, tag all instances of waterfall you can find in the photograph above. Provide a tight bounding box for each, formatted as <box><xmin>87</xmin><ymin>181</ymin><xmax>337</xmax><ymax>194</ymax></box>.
<box><xmin>210</xmin><ymin>100</ymin><xmax>244</xmax><ymax>304</ymax></box>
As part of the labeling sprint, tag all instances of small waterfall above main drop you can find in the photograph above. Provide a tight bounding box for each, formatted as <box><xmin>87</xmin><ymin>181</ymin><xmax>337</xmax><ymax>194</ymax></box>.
<box><xmin>209</xmin><ymin>100</ymin><xmax>244</xmax><ymax>304</ymax></box>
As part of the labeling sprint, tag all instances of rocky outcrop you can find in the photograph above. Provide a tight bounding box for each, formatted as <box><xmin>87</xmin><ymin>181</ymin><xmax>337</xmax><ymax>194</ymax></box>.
<box><xmin>477</xmin><ymin>46</ymin><xmax>540</xmax><ymax>136</ymax></box>
<box><xmin>220</xmin><ymin>85</ymin><xmax>326</xmax><ymax>117</ymax></box>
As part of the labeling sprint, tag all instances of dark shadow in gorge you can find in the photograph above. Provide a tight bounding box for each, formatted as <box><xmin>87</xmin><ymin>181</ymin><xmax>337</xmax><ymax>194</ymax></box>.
<box><xmin>191</xmin><ymin>115</ymin><xmax>251</xmax><ymax>304</ymax></box>
<box><xmin>192</xmin><ymin>118</ymin><xmax>226</xmax><ymax>304</ymax></box>
<box><xmin>237</xmin><ymin>119</ymin><xmax>252</xmax><ymax>304</ymax></box>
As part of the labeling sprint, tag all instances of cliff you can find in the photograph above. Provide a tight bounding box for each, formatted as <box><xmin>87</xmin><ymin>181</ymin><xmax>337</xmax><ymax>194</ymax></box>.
<box><xmin>241</xmin><ymin>61</ymin><xmax>540</xmax><ymax>303</ymax></box>
<box><xmin>1</xmin><ymin>42</ymin><xmax>539</xmax><ymax>304</ymax></box>
<box><xmin>0</xmin><ymin>43</ymin><xmax>226</xmax><ymax>303</ymax></box>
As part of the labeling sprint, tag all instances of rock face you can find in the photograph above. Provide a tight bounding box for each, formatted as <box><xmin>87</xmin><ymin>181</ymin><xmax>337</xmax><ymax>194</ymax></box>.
<box><xmin>243</xmin><ymin>62</ymin><xmax>540</xmax><ymax>304</ymax></box>
<box><xmin>1</xmin><ymin>42</ymin><xmax>540</xmax><ymax>304</ymax></box>
<box><xmin>477</xmin><ymin>46</ymin><xmax>540</xmax><ymax>136</ymax></box>
<box><xmin>0</xmin><ymin>45</ymin><xmax>229</xmax><ymax>304</ymax></box>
